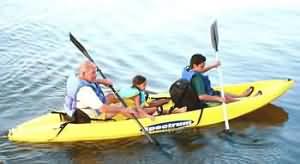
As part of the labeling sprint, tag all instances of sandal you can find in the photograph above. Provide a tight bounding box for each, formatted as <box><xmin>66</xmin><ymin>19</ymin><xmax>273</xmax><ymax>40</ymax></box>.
<box><xmin>254</xmin><ymin>90</ymin><xmax>263</xmax><ymax>96</ymax></box>
<box><xmin>245</xmin><ymin>86</ymin><xmax>255</xmax><ymax>97</ymax></box>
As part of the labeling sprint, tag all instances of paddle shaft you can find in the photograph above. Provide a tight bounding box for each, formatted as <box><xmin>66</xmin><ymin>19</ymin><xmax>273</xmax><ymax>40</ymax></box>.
<box><xmin>69</xmin><ymin>33</ymin><xmax>159</xmax><ymax>145</ymax></box>
<box><xmin>215</xmin><ymin>52</ymin><xmax>230</xmax><ymax>130</ymax></box>
<box><xmin>210</xmin><ymin>20</ymin><xmax>230</xmax><ymax>130</ymax></box>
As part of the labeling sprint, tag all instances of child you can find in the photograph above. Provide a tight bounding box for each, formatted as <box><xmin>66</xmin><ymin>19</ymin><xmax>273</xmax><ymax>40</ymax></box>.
<box><xmin>119</xmin><ymin>75</ymin><xmax>163</xmax><ymax>120</ymax></box>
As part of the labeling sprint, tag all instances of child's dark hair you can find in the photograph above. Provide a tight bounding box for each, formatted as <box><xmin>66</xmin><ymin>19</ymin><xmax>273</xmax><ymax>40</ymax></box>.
<box><xmin>190</xmin><ymin>53</ymin><xmax>206</xmax><ymax>68</ymax></box>
<box><xmin>132</xmin><ymin>75</ymin><xmax>146</xmax><ymax>87</ymax></box>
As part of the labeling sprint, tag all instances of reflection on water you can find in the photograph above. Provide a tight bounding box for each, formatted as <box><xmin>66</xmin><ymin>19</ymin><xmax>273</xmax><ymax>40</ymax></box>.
<box><xmin>232</xmin><ymin>103</ymin><xmax>288</xmax><ymax>128</ymax></box>
<box><xmin>216</xmin><ymin>104</ymin><xmax>288</xmax><ymax>147</ymax></box>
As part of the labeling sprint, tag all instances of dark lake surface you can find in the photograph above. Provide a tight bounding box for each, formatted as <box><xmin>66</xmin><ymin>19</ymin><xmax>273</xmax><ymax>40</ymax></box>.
<box><xmin>0</xmin><ymin>1</ymin><xmax>299</xmax><ymax>163</ymax></box>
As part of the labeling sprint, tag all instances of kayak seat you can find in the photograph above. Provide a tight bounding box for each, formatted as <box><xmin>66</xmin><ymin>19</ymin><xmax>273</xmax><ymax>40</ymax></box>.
<box><xmin>51</xmin><ymin>111</ymin><xmax>72</xmax><ymax>121</ymax></box>
<box><xmin>51</xmin><ymin>111</ymin><xmax>116</xmax><ymax>122</ymax></box>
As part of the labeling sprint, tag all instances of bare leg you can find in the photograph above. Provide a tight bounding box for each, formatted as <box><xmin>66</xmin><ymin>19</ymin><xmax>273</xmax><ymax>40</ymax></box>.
<box><xmin>147</xmin><ymin>99</ymin><xmax>169</xmax><ymax>107</ymax></box>
<box><xmin>137</xmin><ymin>109</ymin><xmax>155</xmax><ymax>120</ymax></box>
<box><xmin>225</xmin><ymin>86</ymin><xmax>254</xmax><ymax>98</ymax></box>
<box><xmin>103</xmin><ymin>111</ymin><xmax>135</xmax><ymax>119</ymax></box>
<box><xmin>100</xmin><ymin>104</ymin><xmax>137</xmax><ymax>119</ymax></box>
<box><xmin>145</xmin><ymin>99</ymin><xmax>169</xmax><ymax>115</ymax></box>
<box><xmin>143</xmin><ymin>107</ymin><xmax>157</xmax><ymax>115</ymax></box>
<box><xmin>224</xmin><ymin>95</ymin><xmax>239</xmax><ymax>103</ymax></box>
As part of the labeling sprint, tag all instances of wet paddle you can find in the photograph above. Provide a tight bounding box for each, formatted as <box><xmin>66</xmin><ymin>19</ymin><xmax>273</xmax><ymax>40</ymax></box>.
<box><xmin>210</xmin><ymin>21</ymin><xmax>264</xmax><ymax>145</ymax></box>
<box><xmin>210</xmin><ymin>20</ymin><xmax>230</xmax><ymax>131</ymax></box>
<box><xmin>69</xmin><ymin>33</ymin><xmax>165</xmax><ymax>148</ymax></box>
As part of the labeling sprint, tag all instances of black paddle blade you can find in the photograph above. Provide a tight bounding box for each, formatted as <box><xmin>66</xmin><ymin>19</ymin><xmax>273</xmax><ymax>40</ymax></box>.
<box><xmin>69</xmin><ymin>33</ymin><xmax>95</xmax><ymax>63</ymax></box>
<box><xmin>69</xmin><ymin>33</ymin><xmax>106</xmax><ymax>78</ymax></box>
<box><xmin>210</xmin><ymin>20</ymin><xmax>219</xmax><ymax>52</ymax></box>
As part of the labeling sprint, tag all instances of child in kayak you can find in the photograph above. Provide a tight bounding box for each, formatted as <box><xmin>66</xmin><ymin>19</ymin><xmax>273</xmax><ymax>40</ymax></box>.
<box><xmin>119</xmin><ymin>75</ymin><xmax>168</xmax><ymax>119</ymax></box>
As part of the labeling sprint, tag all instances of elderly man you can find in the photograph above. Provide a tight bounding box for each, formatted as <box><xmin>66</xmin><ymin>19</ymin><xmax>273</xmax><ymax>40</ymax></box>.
<box><xmin>65</xmin><ymin>61</ymin><xmax>136</xmax><ymax>122</ymax></box>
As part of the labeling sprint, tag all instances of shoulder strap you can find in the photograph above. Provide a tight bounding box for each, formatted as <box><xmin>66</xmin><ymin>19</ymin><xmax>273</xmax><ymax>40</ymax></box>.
<box><xmin>78</xmin><ymin>80</ymin><xmax>106</xmax><ymax>103</ymax></box>
<box><xmin>132</xmin><ymin>86</ymin><xmax>146</xmax><ymax>105</ymax></box>
<box><xmin>181</xmin><ymin>66</ymin><xmax>196</xmax><ymax>81</ymax></box>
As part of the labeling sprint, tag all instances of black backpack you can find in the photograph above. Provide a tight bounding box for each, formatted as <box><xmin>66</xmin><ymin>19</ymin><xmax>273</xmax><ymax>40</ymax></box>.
<box><xmin>169</xmin><ymin>79</ymin><xmax>205</xmax><ymax>111</ymax></box>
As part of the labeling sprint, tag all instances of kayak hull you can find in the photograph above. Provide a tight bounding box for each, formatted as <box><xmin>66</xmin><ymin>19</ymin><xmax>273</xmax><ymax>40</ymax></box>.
<box><xmin>8</xmin><ymin>79</ymin><xmax>294</xmax><ymax>143</ymax></box>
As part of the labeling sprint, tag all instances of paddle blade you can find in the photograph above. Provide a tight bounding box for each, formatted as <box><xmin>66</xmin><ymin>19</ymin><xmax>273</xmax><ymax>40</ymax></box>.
<box><xmin>210</xmin><ymin>20</ymin><xmax>219</xmax><ymax>52</ymax></box>
<box><xmin>69</xmin><ymin>33</ymin><xmax>95</xmax><ymax>63</ymax></box>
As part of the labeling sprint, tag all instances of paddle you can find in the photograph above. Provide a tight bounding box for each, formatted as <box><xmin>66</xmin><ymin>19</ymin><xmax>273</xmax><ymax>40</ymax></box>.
<box><xmin>69</xmin><ymin>33</ymin><xmax>162</xmax><ymax>146</ymax></box>
<box><xmin>210</xmin><ymin>21</ymin><xmax>265</xmax><ymax>145</ymax></box>
<box><xmin>210</xmin><ymin>20</ymin><xmax>230</xmax><ymax>131</ymax></box>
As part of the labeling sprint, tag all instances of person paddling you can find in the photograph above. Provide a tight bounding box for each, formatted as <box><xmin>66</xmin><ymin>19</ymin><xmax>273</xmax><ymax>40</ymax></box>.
<box><xmin>64</xmin><ymin>61</ymin><xmax>136</xmax><ymax>122</ymax></box>
<box><xmin>182</xmin><ymin>54</ymin><xmax>254</xmax><ymax>105</ymax></box>
<box><xmin>170</xmin><ymin>53</ymin><xmax>255</xmax><ymax>111</ymax></box>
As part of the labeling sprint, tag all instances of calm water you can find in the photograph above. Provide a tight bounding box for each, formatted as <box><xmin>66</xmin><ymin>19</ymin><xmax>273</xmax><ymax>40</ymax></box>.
<box><xmin>1</xmin><ymin>0</ymin><xmax>300</xmax><ymax>163</ymax></box>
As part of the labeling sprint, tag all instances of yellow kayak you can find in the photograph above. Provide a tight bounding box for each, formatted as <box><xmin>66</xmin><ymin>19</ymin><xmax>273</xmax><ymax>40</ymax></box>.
<box><xmin>8</xmin><ymin>79</ymin><xmax>293</xmax><ymax>143</ymax></box>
